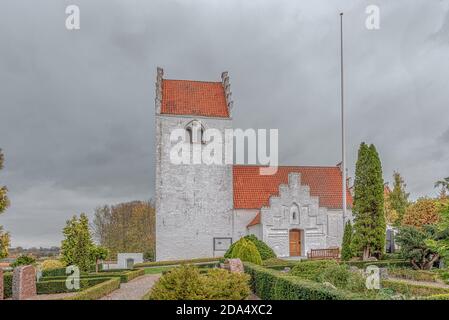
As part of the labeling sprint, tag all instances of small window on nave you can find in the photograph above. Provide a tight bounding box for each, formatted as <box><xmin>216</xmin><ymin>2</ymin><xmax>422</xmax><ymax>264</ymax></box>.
<box><xmin>290</xmin><ymin>203</ymin><xmax>300</xmax><ymax>225</ymax></box>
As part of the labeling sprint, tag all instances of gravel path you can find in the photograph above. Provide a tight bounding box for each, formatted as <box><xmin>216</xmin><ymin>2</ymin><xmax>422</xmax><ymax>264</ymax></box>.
<box><xmin>100</xmin><ymin>274</ymin><xmax>160</xmax><ymax>300</ymax></box>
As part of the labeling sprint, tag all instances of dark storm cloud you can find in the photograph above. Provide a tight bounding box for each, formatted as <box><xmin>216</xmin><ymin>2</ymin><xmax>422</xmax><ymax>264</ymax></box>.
<box><xmin>0</xmin><ymin>0</ymin><xmax>448</xmax><ymax>247</ymax></box>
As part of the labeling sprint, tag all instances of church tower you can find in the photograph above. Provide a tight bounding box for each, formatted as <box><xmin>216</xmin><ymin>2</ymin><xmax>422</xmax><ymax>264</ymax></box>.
<box><xmin>155</xmin><ymin>68</ymin><xmax>234</xmax><ymax>261</ymax></box>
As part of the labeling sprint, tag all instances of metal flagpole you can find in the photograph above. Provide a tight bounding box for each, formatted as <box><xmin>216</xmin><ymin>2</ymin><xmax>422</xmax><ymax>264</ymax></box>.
<box><xmin>340</xmin><ymin>12</ymin><xmax>347</xmax><ymax>226</ymax></box>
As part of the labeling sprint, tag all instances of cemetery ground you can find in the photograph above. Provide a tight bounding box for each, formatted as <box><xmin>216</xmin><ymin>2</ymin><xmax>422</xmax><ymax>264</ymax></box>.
<box><xmin>3</xmin><ymin>256</ymin><xmax>449</xmax><ymax>300</ymax></box>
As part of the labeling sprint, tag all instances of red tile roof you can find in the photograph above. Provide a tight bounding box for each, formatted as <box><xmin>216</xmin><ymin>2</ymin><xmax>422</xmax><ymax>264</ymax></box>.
<box><xmin>233</xmin><ymin>165</ymin><xmax>353</xmax><ymax>210</ymax></box>
<box><xmin>161</xmin><ymin>79</ymin><xmax>229</xmax><ymax>118</ymax></box>
<box><xmin>247</xmin><ymin>212</ymin><xmax>261</xmax><ymax>227</ymax></box>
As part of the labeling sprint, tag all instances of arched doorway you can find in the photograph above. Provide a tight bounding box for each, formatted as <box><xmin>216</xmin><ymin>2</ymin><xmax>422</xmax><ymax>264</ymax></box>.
<box><xmin>289</xmin><ymin>229</ymin><xmax>302</xmax><ymax>256</ymax></box>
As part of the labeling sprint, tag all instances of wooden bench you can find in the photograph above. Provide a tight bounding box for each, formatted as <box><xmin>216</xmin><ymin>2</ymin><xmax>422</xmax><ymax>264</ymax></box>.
<box><xmin>307</xmin><ymin>248</ymin><xmax>340</xmax><ymax>260</ymax></box>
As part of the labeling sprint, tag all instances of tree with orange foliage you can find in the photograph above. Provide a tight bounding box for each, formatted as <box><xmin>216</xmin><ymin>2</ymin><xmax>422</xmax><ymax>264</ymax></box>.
<box><xmin>401</xmin><ymin>198</ymin><xmax>440</xmax><ymax>228</ymax></box>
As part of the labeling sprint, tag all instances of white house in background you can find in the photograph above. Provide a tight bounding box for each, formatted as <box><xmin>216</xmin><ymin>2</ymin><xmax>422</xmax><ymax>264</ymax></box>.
<box><xmin>102</xmin><ymin>253</ymin><xmax>143</xmax><ymax>270</ymax></box>
<box><xmin>154</xmin><ymin>68</ymin><xmax>353</xmax><ymax>261</ymax></box>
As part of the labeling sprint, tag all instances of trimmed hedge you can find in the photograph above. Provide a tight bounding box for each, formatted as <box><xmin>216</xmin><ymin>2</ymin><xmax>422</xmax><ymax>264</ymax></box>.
<box><xmin>135</xmin><ymin>257</ymin><xmax>220</xmax><ymax>268</ymax></box>
<box><xmin>426</xmin><ymin>293</ymin><xmax>449</xmax><ymax>300</ymax></box>
<box><xmin>64</xmin><ymin>277</ymin><xmax>121</xmax><ymax>300</ymax></box>
<box><xmin>290</xmin><ymin>260</ymin><xmax>338</xmax><ymax>280</ymax></box>
<box><xmin>40</xmin><ymin>268</ymin><xmax>144</xmax><ymax>283</ymax></box>
<box><xmin>37</xmin><ymin>277</ymin><xmax>110</xmax><ymax>294</ymax></box>
<box><xmin>341</xmin><ymin>259</ymin><xmax>410</xmax><ymax>269</ymax></box>
<box><xmin>388</xmin><ymin>269</ymin><xmax>439</xmax><ymax>282</ymax></box>
<box><xmin>3</xmin><ymin>272</ymin><xmax>13</xmax><ymax>299</ymax></box>
<box><xmin>382</xmin><ymin>279</ymin><xmax>449</xmax><ymax>297</ymax></box>
<box><xmin>244</xmin><ymin>262</ymin><xmax>357</xmax><ymax>300</ymax></box>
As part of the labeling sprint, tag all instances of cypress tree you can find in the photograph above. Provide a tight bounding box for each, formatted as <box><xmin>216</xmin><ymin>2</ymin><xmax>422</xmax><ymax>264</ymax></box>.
<box><xmin>352</xmin><ymin>143</ymin><xmax>386</xmax><ymax>260</ymax></box>
<box><xmin>389</xmin><ymin>172</ymin><xmax>409</xmax><ymax>223</ymax></box>
<box><xmin>341</xmin><ymin>221</ymin><xmax>353</xmax><ymax>261</ymax></box>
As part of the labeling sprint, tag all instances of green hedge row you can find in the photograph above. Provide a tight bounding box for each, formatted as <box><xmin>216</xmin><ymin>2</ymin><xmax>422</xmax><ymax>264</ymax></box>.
<box><xmin>37</xmin><ymin>277</ymin><xmax>110</xmax><ymax>294</ymax></box>
<box><xmin>425</xmin><ymin>293</ymin><xmax>449</xmax><ymax>300</ymax></box>
<box><xmin>135</xmin><ymin>257</ymin><xmax>220</xmax><ymax>268</ymax></box>
<box><xmin>382</xmin><ymin>279</ymin><xmax>449</xmax><ymax>297</ymax></box>
<box><xmin>342</xmin><ymin>259</ymin><xmax>410</xmax><ymax>269</ymax></box>
<box><xmin>244</xmin><ymin>262</ymin><xmax>357</xmax><ymax>300</ymax></box>
<box><xmin>3</xmin><ymin>272</ymin><xmax>13</xmax><ymax>299</ymax></box>
<box><xmin>40</xmin><ymin>269</ymin><xmax>144</xmax><ymax>284</ymax></box>
<box><xmin>64</xmin><ymin>278</ymin><xmax>121</xmax><ymax>300</ymax></box>
<box><xmin>388</xmin><ymin>269</ymin><xmax>439</xmax><ymax>282</ymax></box>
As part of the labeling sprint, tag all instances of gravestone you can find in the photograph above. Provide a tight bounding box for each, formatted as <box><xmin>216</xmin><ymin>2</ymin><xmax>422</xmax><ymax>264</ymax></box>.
<box><xmin>0</xmin><ymin>269</ymin><xmax>3</xmax><ymax>300</ymax></box>
<box><xmin>12</xmin><ymin>265</ymin><xmax>36</xmax><ymax>300</ymax></box>
<box><xmin>224</xmin><ymin>258</ymin><xmax>244</xmax><ymax>273</ymax></box>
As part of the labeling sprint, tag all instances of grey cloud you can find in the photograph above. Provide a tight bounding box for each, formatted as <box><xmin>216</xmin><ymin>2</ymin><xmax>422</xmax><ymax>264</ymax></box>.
<box><xmin>1</xmin><ymin>0</ymin><xmax>449</xmax><ymax>247</ymax></box>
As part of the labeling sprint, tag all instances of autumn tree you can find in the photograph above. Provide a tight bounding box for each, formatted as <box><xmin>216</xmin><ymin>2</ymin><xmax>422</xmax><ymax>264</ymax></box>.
<box><xmin>61</xmin><ymin>213</ymin><xmax>95</xmax><ymax>272</ymax></box>
<box><xmin>93</xmin><ymin>200</ymin><xmax>155</xmax><ymax>260</ymax></box>
<box><xmin>0</xmin><ymin>149</ymin><xmax>10</xmax><ymax>259</ymax></box>
<box><xmin>401</xmin><ymin>198</ymin><xmax>440</xmax><ymax>228</ymax></box>
<box><xmin>352</xmin><ymin>143</ymin><xmax>386</xmax><ymax>260</ymax></box>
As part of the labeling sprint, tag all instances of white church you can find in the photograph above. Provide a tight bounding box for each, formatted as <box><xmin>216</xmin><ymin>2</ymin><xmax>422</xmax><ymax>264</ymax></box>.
<box><xmin>155</xmin><ymin>68</ymin><xmax>353</xmax><ymax>261</ymax></box>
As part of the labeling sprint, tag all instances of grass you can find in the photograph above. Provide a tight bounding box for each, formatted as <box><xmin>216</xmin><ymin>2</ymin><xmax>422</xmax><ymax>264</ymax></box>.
<box><xmin>144</xmin><ymin>266</ymin><xmax>173</xmax><ymax>274</ymax></box>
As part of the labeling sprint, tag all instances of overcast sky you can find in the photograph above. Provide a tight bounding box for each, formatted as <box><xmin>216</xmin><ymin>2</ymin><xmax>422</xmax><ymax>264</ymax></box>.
<box><xmin>1</xmin><ymin>0</ymin><xmax>448</xmax><ymax>248</ymax></box>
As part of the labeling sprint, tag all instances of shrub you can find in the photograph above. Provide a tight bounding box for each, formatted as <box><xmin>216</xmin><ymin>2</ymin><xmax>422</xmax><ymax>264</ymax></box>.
<box><xmin>341</xmin><ymin>222</ymin><xmax>353</xmax><ymax>261</ymax></box>
<box><xmin>382</xmin><ymin>279</ymin><xmax>449</xmax><ymax>297</ymax></box>
<box><xmin>3</xmin><ymin>272</ymin><xmax>13</xmax><ymax>298</ymax></box>
<box><xmin>244</xmin><ymin>262</ymin><xmax>356</xmax><ymax>300</ymax></box>
<box><xmin>262</xmin><ymin>258</ymin><xmax>296</xmax><ymax>267</ymax></box>
<box><xmin>37</xmin><ymin>277</ymin><xmax>109</xmax><ymax>294</ymax></box>
<box><xmin>395</xmin><ymin>226</ymin><xmax>439</xmax><ymax>270</ymax></box>
<box><xmin>229</xmin><ymin>238</ymin><xmax>262</xmax><ymax>265</ymax></box>
<box><xmin>42</xmin><ymin>267</ymin><xmax>69</xmax><ymax>277</ymax></box>
<box><xmin>426</xmin><ymin>293</ymin><xmax>449</xmax><ymax>300</ymax></box>
<box><xmin>388</xmin><ymin>268</ymin><xmax>439</xmax><ymax>282</ymax></box>
<box><xmin>135</xmin><ymin>257</ymin><xmax>219</xmax><ymax>268</ymax></box>
<box><xmin>290</xmin><ymin>260</ymin><xmax>338</xmax><ymax>280</ymax></box>
<box><xmin>201</xmin><ymin>269</ymin><xmax>250</xmax><ymax>300</ymax></box>
<box><xmin>341</xmin><ymin>259</ymin><xmax>410</xmax><ymax>269</ymax></box>
<box><xmin>316</xmin><ymin>264</ymin><xmax>366</xmax><ymax>292</ymax></box>
<box><xmin>225</xmin><ymin>235</ymin><xmax>276</xmax><ymax>261</ymax></box>
<box><xmin>146</xmin><ymin>265</ymin><xmax>250</xmax><ymax>300</ymax></box>
<box><xmin>65</xmin><ymin>278</ymin><xmax>121</xmax><ymax>300</ymax></box>
<box><xmin>11</xmin><ymin>254</ymin><xmax>36</xmax><ymax>268</ymax></box>
<box><xmin>40</xmin><ymin>259</ymin><xmax>65</xmax><ymax>270</ymax></box>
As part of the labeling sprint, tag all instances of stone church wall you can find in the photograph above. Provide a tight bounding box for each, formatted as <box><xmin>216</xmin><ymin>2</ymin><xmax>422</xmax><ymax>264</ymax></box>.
<box><xmin>155</xmin><ymin>115</ymin><xmax>234</xmax><ymax>261</ymax></box>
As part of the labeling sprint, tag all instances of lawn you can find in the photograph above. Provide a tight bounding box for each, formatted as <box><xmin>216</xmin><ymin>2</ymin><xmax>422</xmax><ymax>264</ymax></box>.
<box><xmin>144</xmin><ymin>266</ymin><xmax>173</xmax><ymax>274</ymax></box>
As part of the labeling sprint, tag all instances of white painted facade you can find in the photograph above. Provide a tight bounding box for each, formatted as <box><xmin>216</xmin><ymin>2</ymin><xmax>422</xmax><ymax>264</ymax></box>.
<box><xmin>154</xmin><ymin>70</ymin><xmax>351</xmax><ymax>261</ymax></box>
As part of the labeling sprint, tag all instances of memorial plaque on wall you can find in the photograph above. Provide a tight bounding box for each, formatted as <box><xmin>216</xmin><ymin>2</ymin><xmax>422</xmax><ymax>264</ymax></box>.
<box><xmin>213</xmin><ymin>237</ymin><xmax>232</xmax><ymax>251</ymax></box>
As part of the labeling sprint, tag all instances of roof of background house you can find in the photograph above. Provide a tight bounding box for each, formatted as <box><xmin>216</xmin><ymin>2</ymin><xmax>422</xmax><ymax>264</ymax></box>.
<box><xmin>161</xmin><ymin>79</ymin><xmax>230</xmax><ymax>118</ymax></box>
<box><xmin>233</xmin><ymin>165</ymin><xmax>353</xmax><ymax>210</ymax></box>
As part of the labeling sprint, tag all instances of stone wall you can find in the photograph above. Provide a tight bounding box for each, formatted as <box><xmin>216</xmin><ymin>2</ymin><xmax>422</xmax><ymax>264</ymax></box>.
<box><xmin>12</xmin><ymin>265</ymin><xmax>36</xmax><ymax>300</ymax></box>
<box><xmin>155</xmin><ymin>114</ymin><xmax>234</xmax><ymax>261</ymax></box>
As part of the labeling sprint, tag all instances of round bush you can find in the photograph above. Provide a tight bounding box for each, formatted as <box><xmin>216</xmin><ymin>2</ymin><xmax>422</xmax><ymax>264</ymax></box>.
<box><xmin>147</xmin><ymin>265</ymin><xmax>250</xmax><ymax>300</ymax></box>
<box><xmin>225</xmin><ymin>235</ymin><xmax>276</xmax><ymax>261</ymax></box>
<box><xmin>229</xmin><ymin>238</ymin><xmax>262</xmax><ymax>265</ymax></box>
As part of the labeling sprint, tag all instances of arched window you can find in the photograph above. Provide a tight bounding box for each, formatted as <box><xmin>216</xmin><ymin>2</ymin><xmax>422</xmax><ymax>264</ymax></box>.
<box><xmin>185</xmin><ymin>120</ymin><xmax>205</xmax><ymax>144</ymax></box>
<box><xmin>290</xmin><ymin>203</ymin><xmax>300</xmax><ymax>225</ymax></box>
